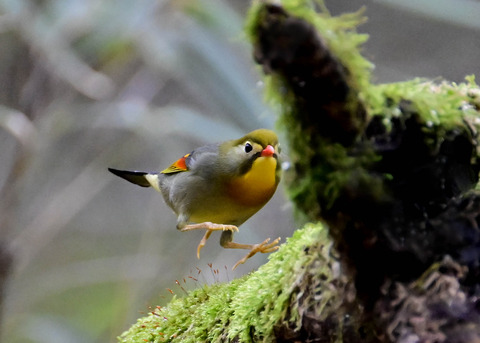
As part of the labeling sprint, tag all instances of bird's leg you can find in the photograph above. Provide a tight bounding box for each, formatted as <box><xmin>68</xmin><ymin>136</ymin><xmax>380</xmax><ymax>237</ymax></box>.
<box><xmin>177</xmin><ymin>221</ymin><xmax>239</xmax><ymax>259</ymax></box>
<box><xmin>196</xmin><ymin>229</ymin><xmax>213</xmax><ymax>258</ymax></box>
<box><xmin>220</xmin><ymin>231</ymin><xmax>281</xmax><ymax>270</ymax></box>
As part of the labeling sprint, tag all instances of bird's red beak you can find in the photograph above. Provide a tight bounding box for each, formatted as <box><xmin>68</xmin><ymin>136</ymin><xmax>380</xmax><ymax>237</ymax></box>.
<box><xmin>261</xmin><ymin>145</ymin><xmax>275</xmax><ymax>157</ymax></box>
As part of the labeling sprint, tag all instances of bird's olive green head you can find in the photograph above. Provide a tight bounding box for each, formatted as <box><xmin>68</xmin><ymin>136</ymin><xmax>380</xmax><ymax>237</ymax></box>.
<box><xmin>219</xmin><ymin>129</ymin><xmax>281</xmax><ymax>178</ymax></box>
<box><xmin>237</xmin><ymin>129</ymin><xmax>279</xmax><ymax>149</ymax></box>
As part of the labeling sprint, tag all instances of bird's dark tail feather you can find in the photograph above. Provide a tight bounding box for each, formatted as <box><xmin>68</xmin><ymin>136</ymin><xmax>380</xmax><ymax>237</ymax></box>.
<box><xmin>108</xmin><ymin>168</ymin><xmax>155</xmax><ymax>188</ymax></box>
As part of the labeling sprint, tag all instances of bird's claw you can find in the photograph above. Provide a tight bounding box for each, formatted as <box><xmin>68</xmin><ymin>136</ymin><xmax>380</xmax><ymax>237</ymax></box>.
<box><xmin>232</xmin><ymin>237</ymin><xmax>281</xmax><ymax>270</ymax></box>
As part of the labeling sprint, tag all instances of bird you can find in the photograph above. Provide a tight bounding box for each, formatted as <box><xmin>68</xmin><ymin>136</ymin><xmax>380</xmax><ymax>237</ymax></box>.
<box><xmin>108</xmin><ymin>129</ymin><xmax>282</xmax><ymax>269</ymax></box>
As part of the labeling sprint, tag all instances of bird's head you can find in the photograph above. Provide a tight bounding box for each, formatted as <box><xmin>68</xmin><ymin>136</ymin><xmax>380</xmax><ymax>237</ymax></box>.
<box><xmin>220</xmin><ymin>129</ymin><xmax>280</xmax><ymax>177</ymax></box>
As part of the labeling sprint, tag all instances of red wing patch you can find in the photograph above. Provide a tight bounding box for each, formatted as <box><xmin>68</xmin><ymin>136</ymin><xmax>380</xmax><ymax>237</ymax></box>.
<box><xmin>161</xmin><ymin>153</ymin><xmax>190</xmax><ymax>174</ymax></box>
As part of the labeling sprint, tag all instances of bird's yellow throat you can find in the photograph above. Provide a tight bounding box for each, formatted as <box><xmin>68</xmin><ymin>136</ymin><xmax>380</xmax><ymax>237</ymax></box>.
<box><xmin>227</xmin><ymin>156</ymin><xmax>277</xmax><ymax>207</ymax></box>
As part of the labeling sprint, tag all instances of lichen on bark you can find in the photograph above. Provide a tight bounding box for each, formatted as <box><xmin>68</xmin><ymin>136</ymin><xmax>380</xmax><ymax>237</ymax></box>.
<box><xmin>119</xmin><ymin>1</ymin><xmax>480</xmax><ymax>342</ymax></box>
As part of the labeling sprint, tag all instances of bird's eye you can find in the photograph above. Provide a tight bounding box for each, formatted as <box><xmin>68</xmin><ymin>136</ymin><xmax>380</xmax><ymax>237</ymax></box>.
<box><xmin>244</xmin><ymin>142</ymin><xmax>253</xmax><ymax>153</ymax></box>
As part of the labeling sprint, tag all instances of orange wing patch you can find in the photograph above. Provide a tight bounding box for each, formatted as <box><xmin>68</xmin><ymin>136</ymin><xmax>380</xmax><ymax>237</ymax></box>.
<box><xmin>161</xmin><ymin>153</ymin><xmax>190</xmax><ymax>174</ymax></box>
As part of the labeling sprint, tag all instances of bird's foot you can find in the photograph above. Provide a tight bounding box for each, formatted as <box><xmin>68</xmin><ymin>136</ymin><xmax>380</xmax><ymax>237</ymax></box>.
<box><xmin>180</xmin><ymin>222</ymin><xmax>239</xmax><ymax>233</ymax></box>
<box><xmin>232</xmin><ymin>237</ymin><xmax>281</xmax><ymax>270</ymax></box>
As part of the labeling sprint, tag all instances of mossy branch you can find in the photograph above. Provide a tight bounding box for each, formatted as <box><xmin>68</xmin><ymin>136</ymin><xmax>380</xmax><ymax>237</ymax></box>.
<box><xmin>119</xmin><ymin>224</ymin><xmax>354</xmax><ymax>342</ymax></box>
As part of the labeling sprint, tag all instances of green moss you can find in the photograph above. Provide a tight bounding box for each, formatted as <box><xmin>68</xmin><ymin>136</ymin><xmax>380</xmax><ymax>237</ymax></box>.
<box><xmin>119</xmin><ymin>223</ymin><xmax>335</xmax><ymax>342</ymax></box>
<box><xmin>367</xmin><ymin>77</ymin><xmax>480</xmax><ymax>130</ymax></box>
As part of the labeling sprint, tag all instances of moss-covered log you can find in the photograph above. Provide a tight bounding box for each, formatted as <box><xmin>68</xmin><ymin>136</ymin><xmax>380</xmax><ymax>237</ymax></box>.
<box><xmin>119</xmin><ymin>1</ymin><xmax>480</xmax><ymax>342</ymax></box>
<box><xmin>119</xmin><ymin>224</ymin><xmax>359</xmax><ymax>342</ymax></box>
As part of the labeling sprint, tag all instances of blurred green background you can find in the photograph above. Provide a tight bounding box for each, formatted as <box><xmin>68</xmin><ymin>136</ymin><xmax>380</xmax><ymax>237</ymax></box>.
<box><xmin>0</xmin><ymin>0</ymin><xmax>479</xmax><ymax>341</ymax></box>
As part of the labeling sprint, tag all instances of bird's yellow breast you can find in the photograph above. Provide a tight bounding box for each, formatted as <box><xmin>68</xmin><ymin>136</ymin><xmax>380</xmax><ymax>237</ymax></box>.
<box><xmin>226</xmin><ymin>156</ymin><xmax>278</xmax><ymax>207</ymax></box>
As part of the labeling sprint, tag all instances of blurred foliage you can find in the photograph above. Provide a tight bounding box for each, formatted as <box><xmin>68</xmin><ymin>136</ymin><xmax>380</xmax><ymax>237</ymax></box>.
<box><xmin>0</xmin><ymin>0</ymin><xmax>479</xmax><ymax>342</ymax></box>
